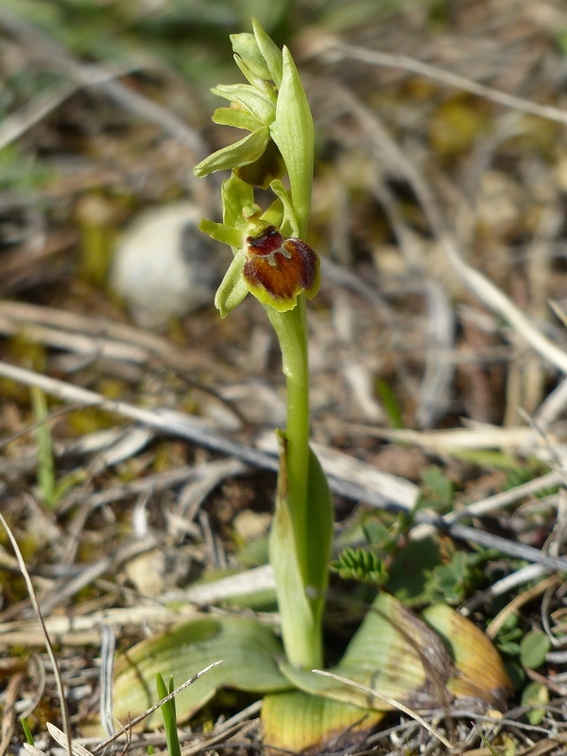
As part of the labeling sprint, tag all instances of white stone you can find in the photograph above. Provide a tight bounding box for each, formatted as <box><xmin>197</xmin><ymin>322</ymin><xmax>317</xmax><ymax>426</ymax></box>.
<box><xmin>110</xmin><ymin>202</ymin><xmax>221</xmax><ymax>329</ymax></box>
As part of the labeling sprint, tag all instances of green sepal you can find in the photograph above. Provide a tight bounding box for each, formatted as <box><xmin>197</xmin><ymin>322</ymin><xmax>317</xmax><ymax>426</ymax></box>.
<box><xmin>232</xmin><ymin>56</ymin><xmax>276</xmax><ymax>101</ymax></box>
<box><xmin>235</xmin><ymin>137</ymin><xmax>285</xmax><ymax>189</ymax></box>
<box><xmin>221</xmin><ymin>174</ymin><xmax>256</xmax><ymax>232</ymax></box>
<box><xmin>212</xmin><ymin>107</ymin><xmax>262</xmax><ymax>132</ymax></box>
<box><xmin>193</xmin><ymin>126</ymin><xmax>270</xmax><ymax>177</ymax></box>
<box><xmin>252</xmin><ymin>18</ymin><xmax>283</xmax><ymax>88</ymax></box>
<box><xmin>212</xmin><ymin>84</ymin><xmax>276</xmax><ymax>124</ymax></box>
<box><xmin>270</xmin><ymin>47</ymin><xmax>314</xmax><ymax>236</ymax></box>
<box><xmin>230</xmin><ymin>31</ymin><xmax>273</xmax><ymax>82</ymax></box>
<box><xmin>199</xmin><ymin>218</ymin><xmax>242</xmax><ymax>251</ymax></box>
<box><xmin>214</xmin><ymin>252</ymin><xmax>249</xmax><ymax>317</ymax></box>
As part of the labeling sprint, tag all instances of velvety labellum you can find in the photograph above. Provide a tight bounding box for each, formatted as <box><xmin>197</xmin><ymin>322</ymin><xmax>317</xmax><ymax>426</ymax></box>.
<box><xmin>244</xmin><ymin>226</ymin><xmax>319</xmax><ymax>303</ymax></box>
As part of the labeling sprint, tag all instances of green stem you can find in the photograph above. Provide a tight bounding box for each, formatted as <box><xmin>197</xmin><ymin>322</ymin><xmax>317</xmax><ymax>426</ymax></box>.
<box><xmin>267</xmin><ymin>297</ymin><xmax>309</xmax><ymax>547</ymax></box>
<box><xmin>267</xmin><ymin>295</ymin><xmax>329</xmax><ymax>669</ymax></box>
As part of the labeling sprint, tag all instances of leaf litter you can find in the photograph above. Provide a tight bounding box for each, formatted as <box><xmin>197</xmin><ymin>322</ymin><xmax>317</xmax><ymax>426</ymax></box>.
<box><xmin>2</xmin><ymin>1</ymin><xmax>567</xmax><ymax>754</ymax></box>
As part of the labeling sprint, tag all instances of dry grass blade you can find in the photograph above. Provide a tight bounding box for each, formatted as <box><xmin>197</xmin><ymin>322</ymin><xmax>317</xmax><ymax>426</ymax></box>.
<box><xmin>0</xmin><ymin>359</ymin><xmax>277</xmax><ymax>471</ymax></box>
<box><xmin>46</xmin><ymin>725</ymin><xmax>94</xmax><ymax>756</ymax></box>
<box><xmin>0</xmin><ymin>8</ymin><xmax>206</xmax><ymax>157</ymax></box>
<box><xmin>0</xmin><ymin>82</ymin><xmax>76</xmax><ymax>150</ymax></box>
<box><xmin>442</xmin><ymin>239</ymin><xmax>567</xmax><ymax>375</ymax></box>
<box><xmin>0</xmin><ymin>672</ymin><xmax>25</xmax><ymax>756</ymax></box>
<box><xmin>312</xmin><ymin>669</ymin><xmax>453</xmax><ymax>750</ymax></box>
<box><xmin>0</xmin><ymin>514</ymin><xmax>72</xmax><ymax>755</ymax></box>
<box><xmin>324</xmin><ymin>42</ymin><xmax>567</xmax><ymax>129</ymax></box>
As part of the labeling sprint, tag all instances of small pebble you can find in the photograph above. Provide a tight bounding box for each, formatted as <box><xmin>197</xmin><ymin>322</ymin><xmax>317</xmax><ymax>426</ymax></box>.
<box><xmin>110</xmin><ymin>202</ymin><xmax>224</xmax><ymax>329</ymax></box>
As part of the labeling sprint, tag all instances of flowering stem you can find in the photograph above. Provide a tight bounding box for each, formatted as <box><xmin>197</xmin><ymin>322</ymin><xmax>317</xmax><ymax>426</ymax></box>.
<box><xmin>267</xmin><ymin>298</ymin><xmax>310</xmax><ymax>546</ymax></box>
<box><xmin>268</xmin><ymin>295</ymin><xmax>332</xmax><ymax>670</ymax></box>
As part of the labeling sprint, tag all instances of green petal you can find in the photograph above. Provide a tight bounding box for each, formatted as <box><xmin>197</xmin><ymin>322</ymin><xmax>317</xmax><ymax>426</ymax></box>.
<box><xmin>212</xmin><ymin>84</ymin><xmax>276</xmax><ymax>124</ymax></box>
<box><xmin>199</xmin><ymin>218</ymin><xmax>242</xmax><ymax>250</ymax></box>
<box><xmin>212</xmin><ymin>107</ymin><xmax>262</xmax><ymax>132</ymax></box>
<box><xmin>214</xmin><ymin>252</ymin><xmax>249</xmax><ymax>318</ymax></box>
<box><xmin>269</xmin><ymin>179</ymin><xmax>299</xmax><ymax>237</ymax></box>
<box><xmin>193</xmin><ymin>126</ymin><xmax>270</xmax><ymax>177</ymax></box>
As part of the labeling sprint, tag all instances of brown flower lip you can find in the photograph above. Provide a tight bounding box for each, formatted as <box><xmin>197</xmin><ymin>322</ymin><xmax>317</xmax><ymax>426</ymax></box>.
<box><xmin>244</xmin><ymin>226</ymin><xmax>319</xmax><ymax>304</ymax></box>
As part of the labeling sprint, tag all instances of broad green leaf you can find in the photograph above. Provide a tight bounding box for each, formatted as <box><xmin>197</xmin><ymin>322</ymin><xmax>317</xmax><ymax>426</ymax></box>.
<box><xmin>422</xmin><ymin>603</ymin><xmax>512</xmax><ymax>706</ymax></box>
<box><xmin>519</xmin><ymin>630</ymin><xmax>551</xmax><ymax>670</ymax></box>
<box><xmin>214</xmin><ymin>251</ymin><xmax>249</xmax><ymax>317</ymax></box>
<box><xmin>262</xmin><ymin>690</ymin><xmax>384</xmax><ymax>754</ymax></box>
<box><xmin>193</xmin><ymin>126</ymin><xmax>270</xmax><ymax>177</ymax></box>
<box><xmin>111</xmin><ymin>615</ymin><xmax>290</xmax><ymax>729</ymax></box>
<box><xmin>278</xmin><ymin>592</ymin><xmax>450</xmax><ymax>710</ymax></box>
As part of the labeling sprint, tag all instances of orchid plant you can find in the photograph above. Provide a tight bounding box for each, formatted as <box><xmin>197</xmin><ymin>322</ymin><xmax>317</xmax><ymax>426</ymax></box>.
<box><xmin>193</xmin><ymin>18</ymin><xmax>332</xmax><ymax>673</ymax></box>
<box><xmin>110</xmin><ymin>22</ymin><xmax>512</xmax><ymax>752</ymax></box>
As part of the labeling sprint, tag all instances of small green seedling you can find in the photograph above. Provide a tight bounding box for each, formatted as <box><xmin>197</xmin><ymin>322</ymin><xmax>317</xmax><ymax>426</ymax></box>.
<box><xmin>156</xmin><ymin>674</ymin><xmax>182</xmax><ymax>756</ymax></box>
<box><xmin>31</xmin><ymin>387</ymin><xmax>85</xmax><ymax>509</ymax></box>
